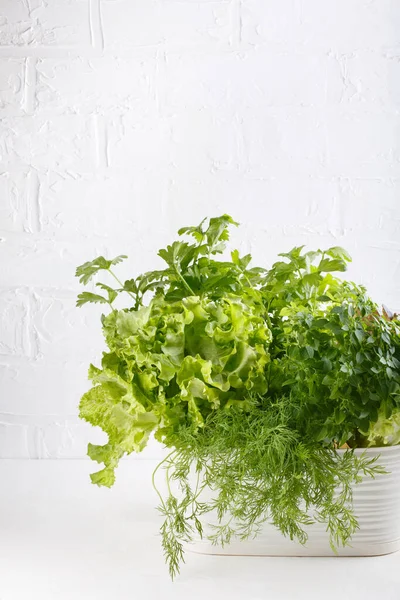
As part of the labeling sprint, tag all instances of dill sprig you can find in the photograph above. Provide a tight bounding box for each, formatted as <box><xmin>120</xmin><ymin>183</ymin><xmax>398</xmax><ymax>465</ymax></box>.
<box><xmin>154</xmin><ymin>405</ymin><xmax>386</xmax><ymax>578</ymax></box>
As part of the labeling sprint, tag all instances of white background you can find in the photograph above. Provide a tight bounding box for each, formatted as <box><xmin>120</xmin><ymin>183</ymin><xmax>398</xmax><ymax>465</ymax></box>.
<box><xmin>1</xmin><ymin>0</ymin><xmax>400</xmax><ymax>459</ymax></box>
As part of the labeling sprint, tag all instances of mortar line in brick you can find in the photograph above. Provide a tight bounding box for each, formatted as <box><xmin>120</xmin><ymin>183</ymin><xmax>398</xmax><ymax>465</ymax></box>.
<box><xmin>155</xmin><ymin>48</ymin><xmax>167</xmax><ymax>117</ymax></box>
<box><xmin>89</xmin><ymin>0</ymin><xmax>104</xmax><ymax>52</ymax></box>
<box><xmin>0</xmin><ymin>47</ymin><xmax>102</xmax><ymax>59</ymax></box>
<box><xmin>26</xmin><ymin>170</ymin><xmax>41</xmax><ymax>234</ymax></box>
<box><xmin>93</xmin><ymin>115</ymin><xmax>109</xmax><ymax>169</ymax></box>
<box><xmin>0</xmin><ymin>413</ymin><xmax>81</xmax><ymax>426</ymax></box>
<box><xmin>23</xmin><ymin>57</ymin><xmax>37</xmax><ymax>115</ymax></box>
<box><xmin>28</xmin><ymin>426</ymin><xmax>40</xmax><ymax>459</ymax></box>
<box><xmin>230</xmin><ymin>0</ymin><xmax>242</xmax><ymax>49</ymax></box>
<box><xmin>26</xmin><ymin>288</ymin><xmax>40</xmax><ymax>361</ymax></box>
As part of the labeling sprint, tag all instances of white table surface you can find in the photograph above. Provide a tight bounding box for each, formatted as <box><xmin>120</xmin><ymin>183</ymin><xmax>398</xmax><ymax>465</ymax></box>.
<box><xmin>1</xmin><ymin>459</ymin><xmax>399</xmax><ymax>600</ymax></box>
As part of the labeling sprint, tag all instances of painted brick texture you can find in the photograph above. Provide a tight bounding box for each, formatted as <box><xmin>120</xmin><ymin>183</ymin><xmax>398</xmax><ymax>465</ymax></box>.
<box><xmin>0</xmin><ymin>0</ymin><xmax>399</xmax><ymax>458</ymax></box>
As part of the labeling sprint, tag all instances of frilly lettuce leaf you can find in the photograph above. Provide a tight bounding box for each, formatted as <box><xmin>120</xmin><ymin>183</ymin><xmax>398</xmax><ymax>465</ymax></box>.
<box><xmin>366</xmin><ymin>408</ymin><xmax>400</xmax><ymax>447</ymax></box>
<box><xmin>79</xmin><ymin>366</ymin><xmax>159</xmax><ymax>486</ymax></box>
<box><xmin>80</xmin><ymin>294</ymin><xmax>272</xmax><ymax>485</ymax></box>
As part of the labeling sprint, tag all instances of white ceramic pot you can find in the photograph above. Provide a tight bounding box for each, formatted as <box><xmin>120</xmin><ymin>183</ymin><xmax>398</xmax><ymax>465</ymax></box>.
<box><xmin>187</xmin><ymin>446</ymin><xmax>400</xmax><ymax>557</ymax></box>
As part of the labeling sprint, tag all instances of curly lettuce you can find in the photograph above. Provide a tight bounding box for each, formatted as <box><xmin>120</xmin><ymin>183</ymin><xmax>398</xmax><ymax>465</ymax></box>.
<box><xmin>79</xmin><ymin>294</ymin><xmax>271</xmax><ymax>486</ymax></box>
<box><xmin>366</xmin><ymin>408</ymin><xmax>400</xmax><ymax>447</ymax></box>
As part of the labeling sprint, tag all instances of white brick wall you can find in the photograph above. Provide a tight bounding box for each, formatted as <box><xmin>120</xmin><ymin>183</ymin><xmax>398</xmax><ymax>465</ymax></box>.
<box><xmin>0</xmin><ymin>0</ymin><xmax>399</xmax><ymax>458</ymax></box>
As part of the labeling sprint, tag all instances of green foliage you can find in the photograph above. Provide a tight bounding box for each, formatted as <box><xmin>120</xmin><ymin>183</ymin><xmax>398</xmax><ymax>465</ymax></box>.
<box><xmin>76</xmin><ymin>292</ymin><xmax>110</xmax><ymax>308</ymax></box>
<box><xmin>76</xmin><ymin>215</ymin><xmax>400</xmax><ymax>578</ymax></box>
<box><xmin>76</xmin><ymin>216</ymin><xmax>271</xmax><ymax>488</ymax></box>
<box><xmin>76</xmin><ymin>255</ymin><xmax>127</xmax><ymax>285</ymax></box>
<box><xmin>80</xmin><ymin>364</ymin><xmax>159</xmax><ymax>487</ymax></box>
<box><xmin>154</xmin><ymin>406</ymin><xmax>385</xmax><ymax>578</ymax></box>
<box><xmin>263</xmin><ymin>246</ymin><xmax>400</xmax><ymax>449</ymax></box>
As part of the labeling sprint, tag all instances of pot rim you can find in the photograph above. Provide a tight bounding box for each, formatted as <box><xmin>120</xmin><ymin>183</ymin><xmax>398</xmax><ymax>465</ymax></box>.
<box><xmin>335</xmin><ymin>445</ymin><xmax>400</xmax><ymax>454</ymax></box>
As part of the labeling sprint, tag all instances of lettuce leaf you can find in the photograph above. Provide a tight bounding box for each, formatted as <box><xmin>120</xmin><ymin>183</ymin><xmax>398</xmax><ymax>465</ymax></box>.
<box><xmin>366</xmin><ymin>408</ymin><xmax>400</xmax><ymax>447</ymax></box>
<box><xmin>79</xmin><ymin>294</ymin><xmax>271</xmax><ymax>485</ymax></box>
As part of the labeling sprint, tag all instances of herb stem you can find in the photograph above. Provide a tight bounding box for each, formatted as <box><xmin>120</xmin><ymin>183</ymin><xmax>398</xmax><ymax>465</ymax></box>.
<box><xmin>152</xmin><ymin>450</ymin><xmax>178</xmax><ymax>510</ymax></box>
<box><xmin>109</xmin><ymin>268</ymin><xmax>136</xmax><ymax>301</ymax></box>
<box><xmin>174</xmin><ymin>267</ymin><xmax>196</xmax><ymax>296</ymax></box>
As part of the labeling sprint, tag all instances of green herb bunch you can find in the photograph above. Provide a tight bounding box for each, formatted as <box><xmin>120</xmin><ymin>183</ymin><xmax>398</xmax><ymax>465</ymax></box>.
<box><xmin>76</xmin><ymin>215</ymin><xmax>400</xmax><ymax>577</ymax></box>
